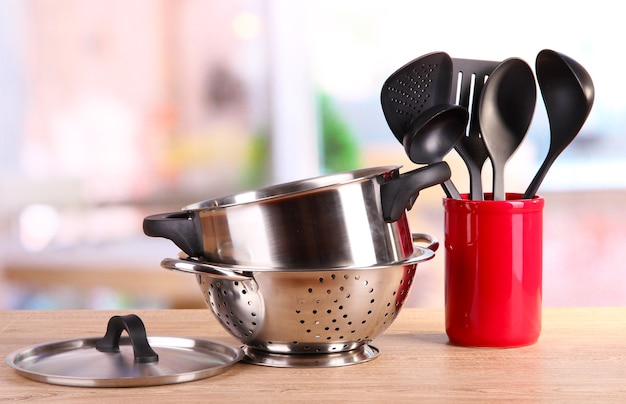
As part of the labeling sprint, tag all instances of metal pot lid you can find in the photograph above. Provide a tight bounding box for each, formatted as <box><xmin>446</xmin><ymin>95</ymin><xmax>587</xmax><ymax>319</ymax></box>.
<box><xmin>5</xmin><ymin>314</ymin><xmax>243</xmax><ymax>387</ymax></box>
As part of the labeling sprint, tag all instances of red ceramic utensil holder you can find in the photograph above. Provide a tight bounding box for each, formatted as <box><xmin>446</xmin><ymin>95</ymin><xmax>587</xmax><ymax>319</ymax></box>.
<box><xmin>444</xmin><ymin>193</ymin><xmax>544</xmax><ymax>347</ymax></box>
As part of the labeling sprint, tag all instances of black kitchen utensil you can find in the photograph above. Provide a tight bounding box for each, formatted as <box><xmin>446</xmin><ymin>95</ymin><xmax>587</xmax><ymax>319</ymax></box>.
<box><xmin>522</xmin><ymin>49</ymin><xmax>595</xmax><ymax>199</ymax></box>
<box><xmin>381</xmin><ymin>52</ymin><xmax>464</xmax><ymax>198</ymax></box>
<box><xmin>450</xmin><ymin>58</ymin><xmax>500</xmax><ymax>200</ymax></box>
<box><xmin>479</xmin><ymin>58</ymin><xmax>536</xmax><ymax>201</ymax></box>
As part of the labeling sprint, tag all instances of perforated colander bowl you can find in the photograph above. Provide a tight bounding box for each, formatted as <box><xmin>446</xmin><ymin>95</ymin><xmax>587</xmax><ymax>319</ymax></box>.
<box><xmin>161</xmin><ymin>234</ymin><xmax>437</xmax><ymax>367</ymax></box>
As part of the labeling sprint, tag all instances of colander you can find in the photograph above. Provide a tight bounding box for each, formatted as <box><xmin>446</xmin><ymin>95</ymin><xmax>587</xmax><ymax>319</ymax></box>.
<box><xmin>160</xmin><ymin>233</ymin><xmax>437</xmax><ymax>367</ymax></box>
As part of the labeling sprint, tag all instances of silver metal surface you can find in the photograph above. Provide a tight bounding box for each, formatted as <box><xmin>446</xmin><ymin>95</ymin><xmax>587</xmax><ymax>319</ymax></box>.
<box><xmin>161</xmin><ymin>233</ymin><xmax>436</xmax><ymax>274</ymax></box>
<box><xmin>161</xmin><ymin>237</ymin><xmax>436</xmax><ymax>362</ymax></box>
<box><xmin>6</xmin><ymin>336</ymin><xmax>243</xmax><ymax>387</ymax></box>
<box><xmin>242</xmin><ymin>344</ymin><xmax>380</xmax><ymax>367</ymax></box>
<box><xmin>188</xmin><ymin>165</ymin><xmax>417</xmax><ymax>268</ymax></box>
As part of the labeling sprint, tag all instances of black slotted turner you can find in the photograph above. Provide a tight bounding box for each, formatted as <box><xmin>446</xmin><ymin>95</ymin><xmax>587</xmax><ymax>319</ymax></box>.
<box><xmin>381</xmin><ymin>52</ymin><xmax>466</xmax><ymax>198</ymax></box>
<box><xmin>450</xmin><ymin>58</ymin><xmax>500</xmax><ymax>200</ymax></box>
<box><xmin>381</xmin><ymin>52</ymin><xmax>454</xmax><ymax>144</ymax></box>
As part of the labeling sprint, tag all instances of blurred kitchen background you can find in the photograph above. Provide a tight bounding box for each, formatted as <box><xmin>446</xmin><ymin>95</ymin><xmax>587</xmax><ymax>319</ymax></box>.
<box><xmin>1</xmin><ymin>0</ymin><xmax>625</xmax><ymax>309</ymax></box>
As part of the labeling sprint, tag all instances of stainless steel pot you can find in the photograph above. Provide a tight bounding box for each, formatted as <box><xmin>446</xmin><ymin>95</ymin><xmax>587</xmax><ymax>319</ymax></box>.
<box><xmin>160</xmin><ymin>233</ymin><xmax>437</xmax><ymax>367</ymax></box>
<box><xmin>144</xmin><ymin>161</ymin><xmax>450</xmax><ymax>268</ymax></box>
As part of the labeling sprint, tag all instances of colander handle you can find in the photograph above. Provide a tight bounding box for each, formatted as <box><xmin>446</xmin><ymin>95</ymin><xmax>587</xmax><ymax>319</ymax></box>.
<box><xmin>412</xmin><ymin>232</ymin><xmax>439</xmax><ymax>253</ymax></box>
<box><xmin>160</xmin><ymin>257</ymin><xmax>253</xmax><ymax>281</ymax></box>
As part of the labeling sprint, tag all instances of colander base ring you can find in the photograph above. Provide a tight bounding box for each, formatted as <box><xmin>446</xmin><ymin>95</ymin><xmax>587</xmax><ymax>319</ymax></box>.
<box><xmin>242</xmin><ymin>344</ymin><xmax>379</xmax><ymax>367</ymax></box>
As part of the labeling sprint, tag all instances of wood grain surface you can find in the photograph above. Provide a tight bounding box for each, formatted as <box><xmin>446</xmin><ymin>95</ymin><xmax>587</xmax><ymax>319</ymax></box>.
<box><xmin>2</xmin><ymin>308</ymin><xmax>625</xmax><ymax>402</ymax></box>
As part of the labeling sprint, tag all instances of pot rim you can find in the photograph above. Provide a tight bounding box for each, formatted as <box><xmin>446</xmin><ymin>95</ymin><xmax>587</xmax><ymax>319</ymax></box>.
<box><xmin>183</xmin><ymin>165</ymin><xmax>402</xmax><ymax>211</ymax></box>
<box><xmin>165</xmin><ymin>243</ymin><xmax>435</xmax><ymax>274</ymax></box>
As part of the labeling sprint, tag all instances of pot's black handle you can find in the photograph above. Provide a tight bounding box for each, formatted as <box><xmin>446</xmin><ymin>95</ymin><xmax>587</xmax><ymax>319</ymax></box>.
<box><xmin>143</xmin><ymin>211</ymin><xmax>204</xmax><ymax>257</ymax></box>
<box><xmin>96</xmin><ymin>314</ymin><xmax>159</xmax><ymax>363</ymax></box>
<box><xmin>381</xmin><ymin>161</ymin><xmax>451</xmax><ymax>222</ymax></box>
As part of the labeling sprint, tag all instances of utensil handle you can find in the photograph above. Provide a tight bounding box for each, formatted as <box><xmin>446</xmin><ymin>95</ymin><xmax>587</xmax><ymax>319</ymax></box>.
<box><xmin>523</xmin><ymin>152</ymin><xmax>557</xmax><ymax>199</ymax></box>
<box><xmin>143</xmin><ymin>212</ymin><xmax>204</xmax><ymax>257</ymax></box>
<box><xmin>161</xmin><ymin>257</ymin><xmax>253</xmax><ymax>281</ymax></box>
<box><xmin>412</xmin><ymin>232</ymin><xmax>439</xmax><ymax>253</ymax></box>
<box><xmin>381</xmin><ymin>161</ymin><xmax>451</xmax><ymax>222</ymax></box>
<box><xmin>441</xmin><ymin>179</ymin><xmax>461</xmax><ymax>199</ymax></box>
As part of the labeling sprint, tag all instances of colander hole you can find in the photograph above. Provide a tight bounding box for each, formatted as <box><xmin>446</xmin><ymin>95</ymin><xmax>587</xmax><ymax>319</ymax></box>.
<box><xmin>343</xmin><ymin>344</ymin><xmax>349</xmax><ymax>349</ymax></box>
<box><xmin>343</xmin><ymin>314</ymin><xmax>348</xmax><ymax>318</ymax></box>
<box><xmin>315</xmin><ymin>299</ymin><xmax>320</xmax><ymax>304</ymax></box>
<box><xmin>354</xmin><ymin>275</ymin><xmax>360</xmax><ymax>280</ymax></box>
<box><xmin>370</xmin><ymin>299</ymin><xmax>375</xmax><ymax>304</ymax></box>
<box><xmin>339</xmin><ymin>336</ymin><xmax>344</xmax><ymax>339</ymax></box>
<box><xmin>267</xmin><ymin>341</ymin><xmax>273</xmax><ymax>345</ymax></box>
<box><xmin>331</xmin><ymin>274</ymin><xmax>336</xmax><ymax>279</ymax></box>
<box><xmin>306</xmin><ymin>329</ymin><xmax>311</xmax><ymax>333</ymax></box>
<box><xmin>326</xmin><ymin>337</ymin><xmax>331</xmax><ymax>340</ymax></box>
<box><xmin>234</xmin><ymin>281</ymin><xmax>239</xmax><ymax>285</ymax></box>
<box><xmin>335</xmin><ymin>327</ymin><xmax>340</xmax><ymax>331</ymax></box>
<box><xmin>315</xmin><ymin>320</ymin><xmax>320</xmax><ymax>325</ymax></box>
<box><xmin>325</xmin><ymin>327</ymin><xmax>330</xmax><ymax>331</ymax></box>
<box><xmin>315</xmin><ymin>335</ymin><xmax>321</xmax><ymax>339</ymax></box>
<box><xmin>312</xmin><ymin>309</ymin><xmax>317</xmax><ymax>314</ymax></box>
<box><xmin>338</xmin><ymin>305</ymin><xmax>343</xmax><ymax>310</ymax></box>
<box><xmin>332</xmin><ymin>319</ymin><xmax>337</xmax><ymax>323</ymax></box>
<box><xmin>387</xmin><ymin>302</ymin><xmax>391</xmax><ymax>307</ymax></box>
<box><xmin>333</xmin><ymin>299</ymin><xmax>339</xmax><ymax>303</ymax></box>
<box><xmin>362</xmin><ymin>320</ymin><xmax>367</xmax><ymax>324</ymax></box>
<box><xmin>318</xmin><ymin>277</ymin><xmax>324</xmax><ymax>283</ymax></box>
<box><xmin>351</xmin><ymin>330</ymin><xmax>356</xmax><ymax>334</ymax></box>
<box><xmin>343</xmin><ymin>274</ymin><xmax>349</xmax><ymax>280</ymax></box>
<box><xmin>327</xmin><ymin>309</ymin><xmax>332</xmax><ymax>314</ymax></box>
<box><xmin>247</xmin><ymin>301</ymin><xmax>253</xmax><ymax>306</ymax></box>
<box><xmin>326</xmin><ymin>290</ymin><xmax>331</xmax><ymax>295</ymax></box>
<box><xmin>348</xmin><ymin>321</ymin><xmax>352</xmax><ymax>325</ymax></box>
<box><xmin>251</xmin><ymin>312</ymin><xmax>257</xmax><ymax>317</ymax></box>
<box><xmin>252</xmin><ymin>322</ymin><xmax>257</xmax><ymax>326</ymax></box>
<box><xmin>292</xmin><ymin>341</ymin><xmax>298</xmax><ymax>345</ymax></box>
<box><xmin>308</xmin><ymin>288</ymin><xmax>313</xmax><ymax>293</ymax></box>
<box><xmin>300</xmin><ymin>320</ymin><xmax>305</xmax><ymax>324</ymax></box>
<box><xmin>295</xmin><ymin>310</ymin><xmax>301</xmax><ymax>314</ymax></box>
<box><xmin>242</xmin><ymin>290</ymin><xmax>247</xmax><ymax>294</ymax></box>
<box><xmin>364</xmin><ymin>280</ymin><xmax>369</xmax><ymax>286</ymax></box>
<box><xmin>346</xmin><ymin>294</ymin><xmax>351</xmax><ymax>299</ymax></box>
<box><xmin>369</xmin><ymin>288</ymin><xmax>374</xmax><ymax>293</ymax></box>
<box><xmin>339</xmin><ymin>287</ymin><xmax>344</xmax><ymax>292</ymax></box>
<box><xmin>367</xmin><ymin>310</ymin><xmax>372</xmax><ymax>315</ymax></box>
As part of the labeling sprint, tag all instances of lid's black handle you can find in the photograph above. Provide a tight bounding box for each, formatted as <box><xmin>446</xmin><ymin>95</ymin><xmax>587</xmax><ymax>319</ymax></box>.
<box><xmin>96</xmin><ymin>314</ymin><xmax>159</xmax><ymax>363</ymax></box>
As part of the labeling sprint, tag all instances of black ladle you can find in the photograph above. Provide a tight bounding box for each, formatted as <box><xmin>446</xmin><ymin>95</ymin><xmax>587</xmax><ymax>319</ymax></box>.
<box><xmin>479</xmin><ymin>58</ymin><xmax>536</xmax><ymax>201</ymax></box>
<box><xmin>381</xmin><ymin>52</ymin><xmax>466</xmax><ymax>198</ymax></box>
<box><xmin>522</xmin><ymin>49</ymin><xmax>595</xmax><ymax>199</ymax></box>
<box><xmin>402</xmin><ymin>104</ymin><xmax>468</xmax><ymax>198</ymax></box>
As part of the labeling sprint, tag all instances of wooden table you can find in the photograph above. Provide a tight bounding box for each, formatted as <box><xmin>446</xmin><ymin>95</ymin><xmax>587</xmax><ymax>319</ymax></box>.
<box><xmin>1</xmin><ymin>308</ymin><xmax>625</xmax><ymax>402</ymax></box>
